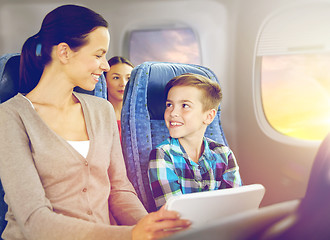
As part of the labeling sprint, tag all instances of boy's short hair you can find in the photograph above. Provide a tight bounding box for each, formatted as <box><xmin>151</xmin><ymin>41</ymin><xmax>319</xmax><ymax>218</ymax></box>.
<box><xmin>165</xmin><ymin>73</ymin><xmax>222</xmax><ymax>111</ymax></box>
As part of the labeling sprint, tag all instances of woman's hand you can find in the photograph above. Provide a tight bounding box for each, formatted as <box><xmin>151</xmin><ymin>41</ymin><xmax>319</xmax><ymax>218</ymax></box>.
<box><xmin>132</xmin><ymin>205</ymin><xmax>191</xmax><ymax>240</ymax></box>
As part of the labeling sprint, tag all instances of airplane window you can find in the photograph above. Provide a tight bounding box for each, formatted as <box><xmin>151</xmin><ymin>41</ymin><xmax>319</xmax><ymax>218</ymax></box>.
<box><xmin>129</xmin><ymin>28</ymin><xmax>201</xmax><ymax>66</ymax></box>
<box><xmin>261</xmin><ymin>54</ymin><xmax>330</xmax><ymax>141</ymax></box>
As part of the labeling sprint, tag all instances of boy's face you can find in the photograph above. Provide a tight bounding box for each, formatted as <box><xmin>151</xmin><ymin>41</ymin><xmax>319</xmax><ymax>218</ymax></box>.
<box><xmin>164</xmin><ymin>85</ymin><xmax>214</xmax><ymax>143</ymax></box>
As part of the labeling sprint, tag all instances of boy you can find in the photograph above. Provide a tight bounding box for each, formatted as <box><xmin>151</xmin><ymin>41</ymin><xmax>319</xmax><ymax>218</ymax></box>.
<box><xmin>148</xmin><ymin>73</ymin><xmax>242</xmax><ymax>209</ymax></box>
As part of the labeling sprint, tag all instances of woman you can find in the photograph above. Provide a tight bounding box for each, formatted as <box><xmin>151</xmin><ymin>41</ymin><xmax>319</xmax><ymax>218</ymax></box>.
<box><xmin>0</xmin><ymin>5</ymin><xmax>190</xmax><ymax>240</ymax></box>
<box><xmin>105</xmin><ymin>56</ymin><xmax>134</xmax><ymax>138</ymax></box>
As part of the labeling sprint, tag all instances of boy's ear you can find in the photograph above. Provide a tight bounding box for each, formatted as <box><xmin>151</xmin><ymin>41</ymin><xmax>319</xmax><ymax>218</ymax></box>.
<box><xmin>203</xmin><ymin>109</ymin><xmax>217</xmax><ymax>125</ymax></box>
<box><xmin>56</xmin><ymin>43</ymin><xmax>72</xmax><ymax>64</ymax></box>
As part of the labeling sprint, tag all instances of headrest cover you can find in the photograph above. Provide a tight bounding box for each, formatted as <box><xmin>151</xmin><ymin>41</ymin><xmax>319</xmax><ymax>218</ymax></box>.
<box><xmin>0</xmin><ymin>54</ymin><xmax>20</xmax><ymax>103</ymax></box>
<box><xmin>146</xmin><ymin>62</ymin><xmax>218</xmax><ymax>120</ymax></box>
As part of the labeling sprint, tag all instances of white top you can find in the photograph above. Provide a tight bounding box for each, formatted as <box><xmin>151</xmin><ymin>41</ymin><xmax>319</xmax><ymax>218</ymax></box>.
<box><xmin>22</xmin><ymin>95</ymin><xmax>34</xmax><ymax>109</ymax></box>
<box><xmin>67</xmin><ymin>140</ymin><xmax>90</xmax><ymax>158</ymax></box>
<box><xmin>22</xmin><ymin>95</ymin><xmax>91</xmax><ymax>158</ymax></box>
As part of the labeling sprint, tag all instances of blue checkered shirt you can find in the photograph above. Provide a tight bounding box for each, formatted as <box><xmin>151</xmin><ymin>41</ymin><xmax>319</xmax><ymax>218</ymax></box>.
<box><xmin>148</xmin><ymin>137</ymin><xmax>242</xmax><ymax>209</ymax></box>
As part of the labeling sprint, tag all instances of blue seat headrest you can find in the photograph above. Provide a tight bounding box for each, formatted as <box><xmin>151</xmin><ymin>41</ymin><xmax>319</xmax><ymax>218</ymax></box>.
<box><xmin>0</xmin><ymin>53</ymin><xmax>20</xmax><ymax>103</ymax></box>
<box><xmin>146</xmin><ymin>63</ymin><xmax>219</xmax><ymax>120</ymax></box>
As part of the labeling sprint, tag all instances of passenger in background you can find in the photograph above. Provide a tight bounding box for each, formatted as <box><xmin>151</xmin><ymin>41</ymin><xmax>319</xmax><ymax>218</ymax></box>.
<box><xmin>0</xmin><ymin>4</ymin><xmax>190</xmax><ymax>240</ymax></box>
<box><xmin>148</xmin><ymin>73</ymin><xmax>242</xmax><ymax>209</ymax></box>
<box><xmin>105</xmin><ymin>56</ymin><xmax>134</xmax><ymax>139</ymax></box>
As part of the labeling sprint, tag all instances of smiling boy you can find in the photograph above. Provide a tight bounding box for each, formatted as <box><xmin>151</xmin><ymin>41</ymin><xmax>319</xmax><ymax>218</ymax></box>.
<box><xmin>148</xmin><ymin>73</ymin><xmax>242</xmax><ymax>209</ymax></box>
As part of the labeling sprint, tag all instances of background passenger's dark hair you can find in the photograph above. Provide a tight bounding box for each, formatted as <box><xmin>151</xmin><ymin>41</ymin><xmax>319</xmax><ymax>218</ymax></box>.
<box><xmin>19</xmin><ymin>4</ymin><xmax>108</xmax><ymax>93</ymax></box>
<box><xmin>105</xmin><ymin>56</ymin><xmax>134</xmax><ymax>74</ymax></box>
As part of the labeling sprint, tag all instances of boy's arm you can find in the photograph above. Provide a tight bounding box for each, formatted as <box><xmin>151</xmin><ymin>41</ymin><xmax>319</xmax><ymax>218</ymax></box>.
<box><xmin>221</xmin><ymin>148</ymin><xmax>243</xmax><ymax>188</ymax></box>
<box><xmin>148</xmin><ymin>148</ymin><xmax>183</xmax><ymax>210</ymax></box>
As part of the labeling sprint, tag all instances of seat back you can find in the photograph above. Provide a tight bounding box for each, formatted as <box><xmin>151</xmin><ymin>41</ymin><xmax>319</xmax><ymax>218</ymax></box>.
<box><xmin>260</xmin><ymin>132</ymin><xmax>330</xmax><ymax>240</ymax></box>
<box><xmin>0</xmin><ymin>53</ymin><xmax>20</xmax><ymax>103</ymax></box>
<box><xmin>121</xmin><ymin>61</ymin><xmax>229</xmax><ymax>212</ymax></box>
<box><xmin>0</xmin><ymin>53</ymin><xmax>21</xmax><ymax>234</ymax></box>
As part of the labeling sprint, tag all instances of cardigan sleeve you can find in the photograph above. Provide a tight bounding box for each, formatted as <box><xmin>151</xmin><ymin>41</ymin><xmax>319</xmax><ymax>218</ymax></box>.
<box><xmin>0</xmin><ymin>100</ymin><xmax>136</xmax><ymax>240</ymax></box>
<box><xmin>107</xmin><ymin>104</ymin><xmax>148</xmax><ymax>225</ymax></box>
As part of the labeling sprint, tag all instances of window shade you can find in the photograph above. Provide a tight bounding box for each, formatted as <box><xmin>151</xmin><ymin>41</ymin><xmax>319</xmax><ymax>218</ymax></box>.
<box><xmin>256</xmin><ymin>3</ymin><xmax>330</xmax><ymax>56</ymax></box>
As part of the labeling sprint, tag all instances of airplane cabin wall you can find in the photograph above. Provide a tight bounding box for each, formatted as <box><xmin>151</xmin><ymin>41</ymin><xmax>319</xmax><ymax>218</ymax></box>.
<box><xmin>0</xmin><ymin>0</ymin><xmax>328</xmax><ymax>207</ymax></box>
<box><xmin>232</xmin><ymin>0</ymin><xmax>328</xmax><ymax>206</ymax></box>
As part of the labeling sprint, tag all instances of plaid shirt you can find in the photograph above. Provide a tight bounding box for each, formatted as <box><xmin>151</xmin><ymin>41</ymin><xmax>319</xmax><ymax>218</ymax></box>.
<box><xmin>148</xmin><ymin>137</ymin><xmax>242</xmax><ymax>209</ymax></box>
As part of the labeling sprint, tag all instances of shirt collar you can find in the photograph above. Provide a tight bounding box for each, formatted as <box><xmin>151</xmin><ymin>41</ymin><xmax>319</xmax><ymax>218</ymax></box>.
<box><xmin>168</xmin><ymin>137</ymin><xmax>215</xmax><ymax>161</ymax></box>
<box><xmin>168</xmin><ymin>137</ymin><xmax>185</xmax><ymax>157</ymax></box>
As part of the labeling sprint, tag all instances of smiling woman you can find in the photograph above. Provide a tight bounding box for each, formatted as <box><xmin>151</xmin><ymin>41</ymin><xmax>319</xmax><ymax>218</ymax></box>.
<box><xmin>0</xmin><ymin>4</ymin><xmax>190</xmax><ymax>240</ymax></box>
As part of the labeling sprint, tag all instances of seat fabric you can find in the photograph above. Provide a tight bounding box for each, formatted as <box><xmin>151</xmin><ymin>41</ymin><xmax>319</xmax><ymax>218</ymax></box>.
<box><xmin>121</xmin><ymin>61</ymin><xmax>228</xmax><ymax>212</ymax></box>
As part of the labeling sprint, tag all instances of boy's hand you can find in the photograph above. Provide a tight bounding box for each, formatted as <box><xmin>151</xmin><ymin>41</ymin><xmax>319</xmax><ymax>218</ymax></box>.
<box><xmin>132</xmin><ymin>205</ymin><xmax>191</xmax><ymax>240</ymax></box>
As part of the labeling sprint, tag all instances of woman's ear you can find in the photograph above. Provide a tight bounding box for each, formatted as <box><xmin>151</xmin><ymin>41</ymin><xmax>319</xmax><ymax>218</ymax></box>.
<box><xmin>56</xmin><ymin>43</ymin><xmax>71</xmax><ymax>64</ymax></box>
<box><xmin>203</xmin><ymin>108</ymin><xmax>217</xmax><ymax>125</ymax></box>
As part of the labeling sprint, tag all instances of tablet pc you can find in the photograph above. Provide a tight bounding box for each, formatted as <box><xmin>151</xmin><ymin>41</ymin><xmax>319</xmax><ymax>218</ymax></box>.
<box><xmin>165</xmin><ymin>184</ymin><xmax>265</xmax><ymax>226</ymax></box>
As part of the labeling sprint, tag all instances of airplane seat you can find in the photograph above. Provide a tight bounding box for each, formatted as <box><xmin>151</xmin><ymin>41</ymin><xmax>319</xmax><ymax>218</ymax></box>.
<box><xmin>121</xmin><ymin>61</ymin><xmax>229</xmax><ymax>212</ymax></box>
<box><xmin>254</xmin><ymin>132</ymin><xmax>330</xmax><ymax>240</ymax></box>
<box><xmin>0</xmin><ymin>53</ymin><xmax>21</xmax><ymax>234</ymax></box>
<box><xmin>0</xmin><ymin>53</ymin><xmax>20</xmax><ymax>104</ymax></box>
<box><xmin>0</xmin><ymin>53</ymin><xmax>107</xmax><ymax>235</ymax></box>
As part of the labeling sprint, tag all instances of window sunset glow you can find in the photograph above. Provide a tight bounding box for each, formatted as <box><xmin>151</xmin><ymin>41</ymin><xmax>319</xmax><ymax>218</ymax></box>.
<box><xmin>129</xmin><ymin>28</ymin><xmax>201</xmax><ymax>66</ymax></box>
<box><xmin>261</xmin><ymin>54</ymin><xmax>330</xmax><ymax>141</ymax></box>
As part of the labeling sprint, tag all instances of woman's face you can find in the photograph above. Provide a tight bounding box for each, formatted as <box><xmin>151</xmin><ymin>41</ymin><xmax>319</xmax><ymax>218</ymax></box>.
<box><xmin>106</xmin><ymin>63</ymin><xmax>133</xmax><ymax>103</ymax></box>
<box><xmin>65</xmin><ymin>27</ymin><xmax>110</xmax><ymax>91</ymax></box>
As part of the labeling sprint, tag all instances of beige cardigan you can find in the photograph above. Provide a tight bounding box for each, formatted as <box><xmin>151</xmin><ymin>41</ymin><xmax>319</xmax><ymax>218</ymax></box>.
<box><xmin>0</xmin><ymin>93</ymin><xmax>147</xmax><ymax>240</ymax></box>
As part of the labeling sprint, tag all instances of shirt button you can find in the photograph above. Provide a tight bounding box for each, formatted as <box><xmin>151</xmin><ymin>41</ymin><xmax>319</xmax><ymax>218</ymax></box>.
<box><xmin>82</xmin><ymin>188</ymin><xmax>87</xmax><ymax>192</ymax></box>
<box><xmin>84</xmin><ymin>161</ymin><xmax>88</xmax><ymax>166</ymax></box>
<box><xmin>87</xmin><ymin>210</ymin><xmax>93</xmax><ymax>215</ymax></box>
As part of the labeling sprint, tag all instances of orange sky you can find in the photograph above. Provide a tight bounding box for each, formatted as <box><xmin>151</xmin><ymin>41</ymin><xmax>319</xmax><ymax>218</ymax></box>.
<box><xmin>129</xmin><ymin>28</ymin><xmax>201</xmax><ymax>66</ymax></box>
<box><xmin>261</xmin><ymin>54</ymin><xmax>330</xmax><ymax>140</ymax></box>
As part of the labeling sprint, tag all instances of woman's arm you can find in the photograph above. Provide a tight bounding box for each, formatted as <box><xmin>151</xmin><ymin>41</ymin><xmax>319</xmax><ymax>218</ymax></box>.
<box><xmin>107</xmin><ymin>104</ymin><xmax>148</xmax><ymax>225</ymax></box>
<box><xmin>0</xmin><ymin>104</ymin><xmax>132</xmax><ymax>240</ymax></box>
<box><xmin>132</xmin><ymin>206</ymin><xmax>191</xmax><ymax>240</ymax></box>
